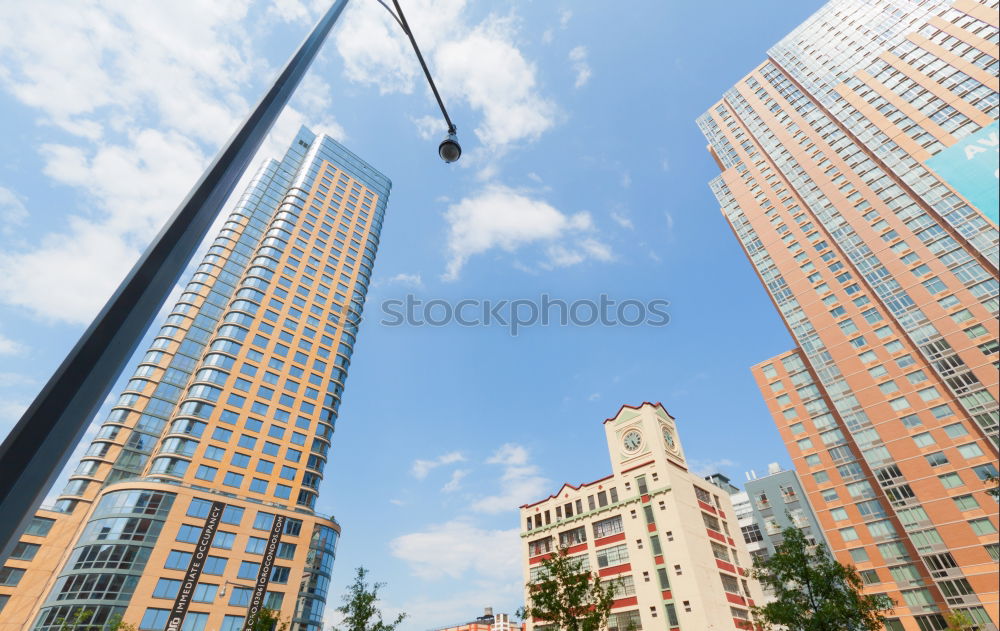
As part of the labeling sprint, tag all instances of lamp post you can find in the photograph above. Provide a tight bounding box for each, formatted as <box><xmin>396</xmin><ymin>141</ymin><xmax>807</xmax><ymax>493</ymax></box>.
<box><xmin>0</xmin><ymin>0</ymin><xmax>459</xmax><ymax>564</ymax></box>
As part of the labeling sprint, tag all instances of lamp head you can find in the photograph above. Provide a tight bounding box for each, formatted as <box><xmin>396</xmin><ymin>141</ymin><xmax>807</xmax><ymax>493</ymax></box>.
<box><xmin>438</xmin><ymin>131</ymin><xmax>461</xmax><ymax>163</ymax></box>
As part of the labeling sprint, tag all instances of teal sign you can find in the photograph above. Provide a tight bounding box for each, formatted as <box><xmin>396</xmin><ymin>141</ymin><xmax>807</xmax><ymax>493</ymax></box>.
<box><xmin>924</xmin><ymin>121</ymin><xmax>999</xmax><ymax>226</ymax></box>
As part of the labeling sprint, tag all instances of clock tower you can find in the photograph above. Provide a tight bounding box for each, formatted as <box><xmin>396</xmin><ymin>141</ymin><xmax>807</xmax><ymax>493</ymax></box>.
<box><xmin>604</xmin><ymin>401</ymin><xmax>687</xmax><ymax>477</ymax></box>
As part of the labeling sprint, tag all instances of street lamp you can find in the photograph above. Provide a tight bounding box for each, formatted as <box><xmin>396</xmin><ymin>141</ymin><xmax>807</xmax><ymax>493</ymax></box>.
<box><xmin>0</xmin><ymin>0</ymin><xmax>459</xmax><ymax>564</ymax></box>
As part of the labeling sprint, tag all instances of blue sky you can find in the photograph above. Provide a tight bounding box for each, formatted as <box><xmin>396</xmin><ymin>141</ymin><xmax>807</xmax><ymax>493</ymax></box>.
<box><xmin>0</xmin><ymin>0</ymin><xmax>825</xmax><ymax>627</ymax></box>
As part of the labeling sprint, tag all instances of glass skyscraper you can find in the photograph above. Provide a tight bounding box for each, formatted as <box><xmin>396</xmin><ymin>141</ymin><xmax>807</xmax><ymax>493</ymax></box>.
<box><xmin>698</xmin><ymin>0</ymin><xmax>997</xmax><ymax>629</ymax></box>
<box><xmin>0</xmin><ymin>127</ymin><xmax>390</xmax><ymax>631</ymax></box>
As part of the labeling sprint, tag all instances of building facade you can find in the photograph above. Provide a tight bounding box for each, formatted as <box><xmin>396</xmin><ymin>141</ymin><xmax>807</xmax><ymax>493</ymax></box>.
<box><xmin>0</xmin><ymin>127</ymin><xmax>390</xmax><ymax>631</ymax></box>
<box><xmin>708</xmin><ymin>465</ymin><xmax>831</xmax><ymax>604</ymax></box>
<box><xmin>520</xmin><ymin>403</ymin><xmax>765</xmax><ymax>631</ymax></box>
<box><xmin>431</xmin><ymin>607</ymin><xmax>526</xmax><ymax>631</ymax></box>
<box><xmin>697</xmin><ymin>1</ymin><xmax>998</xmax><ymax>629</ymax></box>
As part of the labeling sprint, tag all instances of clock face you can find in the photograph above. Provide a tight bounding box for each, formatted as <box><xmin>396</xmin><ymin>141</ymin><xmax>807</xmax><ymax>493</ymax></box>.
<box><xmin>662</xmin><ymin>426</ymin><xmax>676</xmax><ymax>449</ymax></box>
<box><xmin>623</xmin><ymin>430</ymin><xmax>643</xmax><ymax>453</ymax></box>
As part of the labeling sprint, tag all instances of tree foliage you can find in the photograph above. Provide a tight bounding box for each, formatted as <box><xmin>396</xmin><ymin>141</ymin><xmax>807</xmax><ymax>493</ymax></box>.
<box><xmin>751</xmin><ymin>526</ymin><xmax>894</xmax><ymax>631</ymax></box>
<box><xmin>252</xmin><ymin>608</ymin><xmax>290</xmax><ymax>631</ymax></box>
<box><xmin>984</xmin><ymin>474</ymin><xmax>1000</xmax><ymax>500</ymax></box>
<box><xmin>331</xmin><ymin>567</ymin><xmax>406</xmax><ymax>631</ymax></box>
<box><xmin>945</xmin><ymin>611</ymin><xmax>976</xmax><ymax>631</ymax></box>
<box><xmin>517</xmin><ymin>546</ymin><xmax>617</xmax><ymax>631</ymax></box>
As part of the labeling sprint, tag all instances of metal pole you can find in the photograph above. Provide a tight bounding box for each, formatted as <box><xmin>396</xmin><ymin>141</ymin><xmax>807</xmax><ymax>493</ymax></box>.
<box><xmin>0</xmin><ymin>0</ymin><xmax>350</xmax><ymax>565</ymax></box>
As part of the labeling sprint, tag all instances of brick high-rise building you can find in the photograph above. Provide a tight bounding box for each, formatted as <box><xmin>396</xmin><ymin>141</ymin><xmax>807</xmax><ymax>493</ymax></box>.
<box><xmin>0</xmin><ymin>127</ymin><xmax>390</xmax><ymax>631</ymax></box>
<box><xmin>520</xmin><ymin>403</ymin><xmax>765</xmax><ymax>631</ymax></box>
<box><xmin>697</xmin><ymin>1</ymin><xmax>998</xmax><ymax>629</ymax></box>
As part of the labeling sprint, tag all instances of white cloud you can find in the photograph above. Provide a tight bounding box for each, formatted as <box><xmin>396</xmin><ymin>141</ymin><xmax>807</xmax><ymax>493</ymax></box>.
<box><xmin>335</xmin><ymin>1</ymin><xmax>555</xmax><ymax>151</ymax></box>
<box><xmin>435</xmin><ymin>18</ymin><xmax>556</xmax><ymax>149</ymax></box>
<box><xmin>443</xmin><ymin>186</ymin><xmax>610</xmax><ymax>280</ymax></box>
<box><xmin>390</xmin><ymin>519</ymin><xmax>520</xmax><ymax>580</ymax></box>
<box><xmin>0</xmin><ymin>2</ymin><xmax>341</xmax><ymax>323</ymax></box>
<box><xmin>0</xmin><ymin>372</ymin><xmax>37</xmax><ymax>388</ymax></box>
<box><xmin>610</xmin><ymin>211</ymin><xmax>633</xmax><ymax>230</ymax></box>
<box><xmin>568</xmin><ymin>45</ymin><xmax>591</xmax><ymax>88</ymax></box>
<box><xmin>689</xmin><ymin>458</ymin><xmax>736</xmax><ymax>476</ymax></box>
<box><xmin>383</xmin><ymin>272</ymin><xmax>424</xmax><ymax>288</ymax></box>
<box><xmin>472</xmin><ymin>443</ymin><xmax>549</xmax><ymax>514</ymax></box>
<box><xmin>268</xmin><ymin>0</ymin><xmax>311</xmax><ymax>23</ymax></box>
<box><xmin>0</xmin><ymin>333</ymin><xmax>27</xmax><ymax>356</ymax></box>
<box><xmin>441</xmin><ymin>469</ymin><xmax>469</xmax><ymax>493</ymax></box>
<box><xmin>0</xmin><ymin>186</ymin><xmax>27</xmax><ymax>233</ymax></box>
<box><xmin>412</xmin><ymin>451</ymin><xmax>465</xmax><ymax>479</ymax></box>
<box><xmin>559</xmin><ymin>9</ymin><xmax>573</xmax><ymax>28</ymax></box>
<box><xmin>411</xmin><ymin>114</ymin><xmax>447</xmax><ymax>141</ymax></box>
<box><xmin>0</xmin><ymin>399</ymin><xmax>28</xmax><ymax>436</ymax></box>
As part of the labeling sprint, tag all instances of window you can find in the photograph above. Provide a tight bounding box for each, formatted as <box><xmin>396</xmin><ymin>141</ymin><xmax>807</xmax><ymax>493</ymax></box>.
<box><xmin>957</xmin><ymin>443</ymin><xmax>984</xmax><ymax>459</ymax></box>
<box><xmin>176</xmin><ymin>524</ymin><xmax>200</xmax><ymax>543</ymax></box>
<box><xmin>193</xmin><ymin>583</ymin><xmax>217</xmax><ymax>603</ymax></box>
<box><xmin>969</xmin><ymin>519</ymin><xmax>996</xmax><ymax>536</ymax></box>
<box><xmin>741</xmin><ymin>523</ymin><xmax>763</xmax><ymax>544</ymax></box>
<box><xmin>229</xmin><ymin>586</ymin><xmax>252</xmax><ymax>606</ymax></box>
<box><xmin>152</xmin><ymin>578</ymin><xmax>181</xmax><ymax>599</ymax></box>
<box><xmin>593</xmin><ymin>516</ymin><xmax>624</xmax><ymax>539</ymax></box>
<box><xmin>165</xmin><ymin>550</ymin><xmax>191</xmax><ymax>569</ymax></box>
<box><xmin>596</xmin><ymin>543</ymin><xmax>629</xmax><ymax>568</ymax></box>
<box><xmin>140</xmin><ymin>608</ymin><xmax>170</xmax><ymax>631</ymax></box>
<box><xmin>203</xmin><ymin>556</ymin><xmax>227</xmax><ymax>575</ymax></box>
<box><xmin>238</xmin><ymin>560</ymin><xmax>259</xmax><ymax>579</ymax></box>
<box><xmin>939</xmin><ymin>473</ymin><xmax>964</xmax><ymax>489</ymax></box>
<box><xmin>953</xmin><ymin>495</ymin><xmax>979</xmax><ymax>511</ymax></box>
<box><xmin>24</xmin><ymin>516</ymin><xmax>55</xmax><ymax>537</ymax></box>
<box><xmin>10</xmin><ymin>542</ymin><xmax>39</xmax><ymax>561</ymax></box>
<box><xmin>912</xmin><ymin>432</ymin><xmax>935</xmax><ymax>447</ymax></box>
<box><xmin>840</xmin><ymin>527</ymin><xmax>859</xmax><ymax>542</ymax></box>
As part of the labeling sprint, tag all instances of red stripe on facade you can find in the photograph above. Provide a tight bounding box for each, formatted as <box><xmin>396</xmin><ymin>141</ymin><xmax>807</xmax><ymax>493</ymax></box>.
<box><xmin>641</xmin><ymin>494</ymin><xmax>651</xmax><ymax>503</ymax></box>
<box><xmin>661</xmin><ymin>589</ymin><xmax>672</xmax><ymax>600</ymax></box>
<box><xmin>601</xmin><ymin>402</ymin><xmax>673</xmax><ymax>424</ymax></box>
<box><xmin>716</xmin><ymin>559</ymin><xmax>737</xmax><ymax>573</ymax></box>
<box><xmin>726</xmin><ymin>592</ymin><xmax>747</xmax><ymax>606</ymax></box>
<box><xmin>566</xmin><ymin>542</ymin><xmax>588</xmax><ymax>554</ymax></box>
<box><xmin>728</xmin><ymin>537</ymin><xmax>736</xmax><ymax>546</ymax></box>
<box><xmin>611</xmin><ymin>596</ymin><xmax>639</xmax><ymax>609</ymax></box>
<box><xmin>598</xmin><ymin>563</ymin><xmax>631</xmax><ymax>577</ymax></box>
<box><xmin>594</xmin><ymin>532</ymin><xmax>626</xmax><ymax>547</ymax></box>
<box><xmin>654</xmin><ymin>555</ymin><xmax>664</xmax><ymax>565</ymax></box>
<box><xmin>647</xmin><ymin>523</ymin><xmax>656</xmax><ymax>532</ymax></box>
<box><xmin>698</xmin><ymin>501</ymin><xmax>717</xmax><ymax>514</ymax></box>
<box><xmin>706</xmin><ymin>529</ymin><xmax>726</xmax><ymax>543</ymax></box>
<box><xmin>622</xmin><ymin>460</ymin><xmax>654</xmax><ymax>474</ymax></box>
<box><xmin>529</xmin><ymin>552</ymin><xmax>554</xmax><ymax>566</ymax></box>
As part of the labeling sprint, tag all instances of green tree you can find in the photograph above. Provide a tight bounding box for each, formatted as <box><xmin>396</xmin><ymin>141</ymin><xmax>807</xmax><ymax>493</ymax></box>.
<box><xmin>250</xmin><ymin>608</ymin><xmax>290</xmax><ymax>631</ymax></box>
<box><xmin>106</xmin><ymin>614</ymin><xmax>138</xmax><ymax>631</ymax></box>
<box><xmin>945</xmin><ymin>611</ymin><xmax>976</xmax><ymax>631</ymax></box>
<box><xmin>55</xmin><ymin>609</ymin><xmax>94</xmax><ymax>631</ymax></box>
<box><xmin>751</xmin><ymin>526</ymin><xmax>894</xmax><ymax>631</ymax></box>
<box><xmin>517</xmin><ymin>546</ymin><xmax>617</xmax><ymax>631</ymax></box>
<box><xmin>984</xmin><ymin>474</ymin><xmax>1000</xmax><ymax>500</ymax></box>
<box><xmin>331</xmin><ymin>567</ymin><xmax>406</xmax><ymax>631</ymax></box>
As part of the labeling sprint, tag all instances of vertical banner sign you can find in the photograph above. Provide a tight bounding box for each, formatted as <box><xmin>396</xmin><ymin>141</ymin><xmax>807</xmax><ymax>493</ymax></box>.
<box><xmin>242</xmin><ymin>513</ymin><xmax>286</xmax><ymax>630</ymax></box>
<box><xmin>164</xmin><ymin>501</ymin><xmax>225</xmax><ymax>631</ymax></box>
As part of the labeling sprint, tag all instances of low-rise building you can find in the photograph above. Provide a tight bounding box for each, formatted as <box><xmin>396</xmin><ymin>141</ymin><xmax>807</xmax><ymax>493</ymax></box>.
<box><xmin>432</xmin><ymin>607</ymin><xmax>524</xmax><ymax>631</ymax></box>
<box><xmin>708</xmin><ymin>464</ymin><xmax>831</xmax><ymax>603</ymax></box>
<box><xmin>519</xmin><ymin>402</ymin><xmax>764</xmax><ymax>631</ymax></box>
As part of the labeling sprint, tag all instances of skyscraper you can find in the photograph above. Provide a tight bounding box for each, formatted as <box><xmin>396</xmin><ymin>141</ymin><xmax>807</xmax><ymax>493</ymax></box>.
<box><xmin>0</xmin><ymin>127</ymin><xmax>390</xmax><ymax>631</ymax></box>
<box><xmin>520</xmin><ymin>403</ymin><xmax>765</xmax><ymax>631</ymax></box>
<box><xmin>697</xmin><ymin>1</ymin><xmax>998</xmax><ymax>629</ymax></box>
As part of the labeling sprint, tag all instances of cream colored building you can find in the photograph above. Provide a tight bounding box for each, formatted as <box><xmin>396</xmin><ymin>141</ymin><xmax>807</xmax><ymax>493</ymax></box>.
<box><xmin>520</xmin><ymin>402</ymin><xmax>764</xmax><ymax>631</ymax></box>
